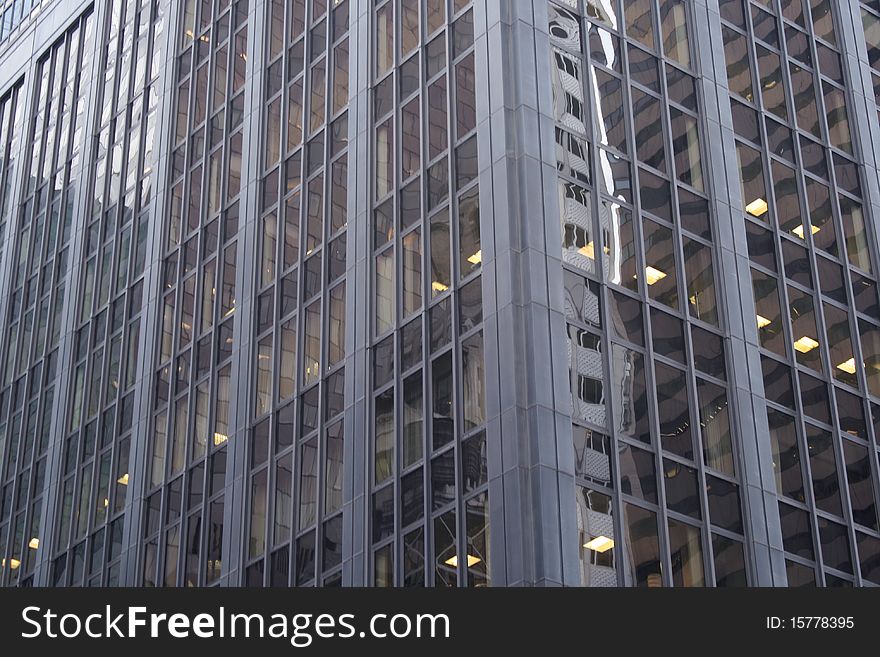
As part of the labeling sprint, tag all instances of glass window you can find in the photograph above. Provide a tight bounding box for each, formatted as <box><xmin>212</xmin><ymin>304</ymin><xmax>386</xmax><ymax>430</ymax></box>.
<box><xmin>786</xmin><ymin>559</ymin><xmax>816</xmax><ymax>586</ymax></box>
<box><xmin>818</xmin><ymin>517</ymin><xmax>852</xmax><ymax>574</ymax></box>
<box><xmin>255</xmin><ymin>337</ymin><xmax>273</xmax><ymax>416</ymax></box>
<box><xmin>840</xmin><ymin>197</ymin><xmax>873</xmax><ymax>274</ymax></box>
<box><xmin>696</xmin><ymin>379</ymin><xmax>734</xmax><ymax>476</ymax></box>
<box><xmin>434</xmin><ymin>510</ymin><xmax>457</xmax><ymax>587</ymax></box>
<box><xmin>611</xmin><ymin>345</ymin><xmax>651</xmax><ymax>443</ymax></box>
<box><xmin>618</xmin><ymin>442</ymin><xmax>658</xmax><ymax>503</ymax></box>
<box><xmin>402</xmin><ymin>229</ymin><xmax>422</xmax><ymax>317</ymax></box>
<box><xmin>841</xmin><ymin>440</ymin><xmax>878</xmax><ymax>531</ymax></box>
<box><xmin>655</xmin><ymin>362</ymin><xmax>693</xmax><ymax>459</ymax></box>
<box><xmin>626</xmin><ymin>0</ymin><xmax>656</xmax><ymax>51</ymax></box>
<box><xmin>723</xmin><ymin>27</ymin><xmax>753</xmax><ymax>100</ymax></box>
<box><xmin>712</xmin><ymin>533</ymin><xmax>747</xmax><ymax>586</ymax></box>
<box><xmin>668</xmin><ymin>519</ymin><xmax>705</xmax><ymax>586</ymax></box>
<box><xmin>737</xmin><ymin>143</ymin><xmax>767</xmax><ymax>221</ymax></box>
<box><xmin>670</xmin><ymin>108</ymin><xmax>702</xmax><ymax>191</ymax></box>
<box><xmin>432</xmin><ymin>352</ymin><xmax>454</xmax><ymax>450</ymax></box>
<box><xmin>375</xmin><ymin>2</ymin><xmax>393</xmax><ymax>78</ymax></box>
<box><xmin>805</xmin><ymin>424</ymin><xmax>842</xmax><ymax>517</ymax></box>
<box><xmin>642</xmin><ymin>218</ymin><xmax>678</xmax><ymax>309</ymax></box>
<box><xmin>660</xmin><ymin>0</ymin><xmax>691</xmax><ymax>68</ymax></box>
<box><xmin>458</xmin><ymin>186</ymin><xmax>481</xmax><ymax>277</ymax></box>
<box><xmin>683</xmin><ymin>238</ymin><xmax>718</xmax><ymax>325</ymax></box>
<box><xmin>664</xmin><ymin>459</ymin><xmax>700</xmax><ymax>519</ymax></box>
<box><xmin>462</xmin><ymin>332</ymin><xmax>484</xmax><ymax>431</ymax></box>
<box><xmin>374</xmin><ymin>389</ymin><xmax>394</xmax><ymax>484</ymax></box>
<box><xmin>622</xmin><ymin>503</ymin><xmax>663</xmax><ymax>587</ymax></box>
<box><xmin>860</xmin><ymin>320</ymin><xmax>880</xmax><ymax>397</ymax></box>
<box><xmin>632</xmin><ymin>89</ymin><xmax>666</xmax><ymax>172</ymax></box>
<box><xmin>606</xmin><ymin>204</ymin><xmax>638</xmax><ymax>291</ymax></box>
<box><xmin>403</xmin><ymin>372</ymin><xmax>423</xmax><ymax>468</ymax></box>
<box><xmin>465</xmin><ymin>492</ymin><xmax>490</xmax><ymax>586</ymax></box>
<box><xmin>824</xmin><ymin>303</ymin><xmax>856</xmax><ymax>387</ymax></box>
<box><xmin>375</xmin><ymin>249</ymin><xmax>394</xmax><ymax>334</ymax></box>
<box><xmin>779</xmin><ymin>502</ymin><xmax>814</xmax><ymax>559</ymax></box>
<box><xmin>788</xmin><ymin>286</ymin><xmax>822</xmax><ymax>372</ymax></box>
<box><xmin>767</xmin><ymin>409</ymin><xmax>805</xmax><ymax>501</ymax></box>
<box><xmin>299</xmin><ymin>438</ymin><xmax>318</xmax><ymax>530</ymax></box>
<box><xmin>401</xmin><ymin>468</ymin><xmax>424</xmax><ymax>528</ymax></box>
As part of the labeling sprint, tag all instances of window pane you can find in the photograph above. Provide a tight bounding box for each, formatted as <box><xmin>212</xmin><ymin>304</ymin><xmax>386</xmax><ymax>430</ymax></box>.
<box><xmin>462</xmin><ymin>332</ymin><xmax>485</xmax><ymax>430</ymax></box>
<box><xmin>374</xmin><ymin>390</ymin><xmax>394</xmax><ymax>484</ymax></box>
<box><xmin>403</xmin><ymin>229</ymin><xmax>422</xmax><ymax>317</ymax></box>
<box><xmin>842</xmin><ymin>440</ymin><xmax>878</xmax><ymax>531</ymax></box>
<box><xmin>375</xmin><ymin>249</ymin><xmax>394</xmax><ymax>334</ymax></box>
<box><xmin>622</xmin><ymin>503</ymin><xmax>663</xmax><ymax>587</ymax></box>
<box><xmin>683</xmin><ymin>238</ymin><xmax>717</xmax><ymax>325</ymax></box>
<box><xmin>458</xmin><ymin>186</ymin><xmax>481</xmax><ymax>277</ymax></box>
<box><xmin>818</xmin><ymin>517</ymin><xmax>852</xmax><ymax>574</ymax></box>
<box><xmin>712</xmin><ymin>534</ymin><xmax>747</xmax><ymax>587</ymax></box>
<box><xmin>465</xmin><ymin>492</ymin><xmax>489</xmax><ymax>587</ymax></box>
<box><xmin>434</xmin><ymin>510</ymin><xmax>457</xmax><ymax>587</ymax></box>
<box><xmin>611</xmin><ymin>345</ymin><xmax>650</xmax><ymax>443</ymax></box>
<box><xmin>767</xmin><ymin>409</ymin><xmax>804</xmax><ymax>501</ymax></box>
<box><xmin>660</xmin><ymin>0</ymin><xmax>690</xmax><ymax>68</ymax></box>
<box><xmin>668</xmin><ymin>519</ymin><xmax>705</xmax><ymax>587</ymax></box>
<box><xmin>664</xmin><ymin>459</ymin><xmax>700</xmax><ymax>519</ymax></box>
<box><xmin>655</xmin><ymin>362</ymin><xmax>693</xmax><ymax>459</ymax></box>
<box><xmin>642</xmin><ymin>218</ymin><xmax>678</xmax><ymax>309</ymax></box>
<box><xmin>860</xmin><ymin>320</ymin><xmax>880</xmax><ymax>398</ymax></box>
<box><xmin>670</xmin><ymin>108</ymin><xmax>702</xmax><ymax>191</ymax></box>
<box><xmin>788</xmin><ymin>286</ymin><xmax>822</xmax><ymax>372</ymax></box>
<box><xmin>696</xmin><ymin>379</ymin><xmax>734</xmax><ymax>476</ymax></box>
<box><xmin>432</xmin><ymin>352</ymin><xmax>454</xmax><ymax>450</ymax></box>
<box><xmin>618</xmin><ymin>442</ymin><xmax>657</xmax><ymax>504</ymax></box>
<box><xmin>403</xmin><ymin>372</ymin><xmax>423</xmax><ymax>468</ymax></box>
<box><xmin>779</xmin><ymin>502</ymin><xmax>814</xmax><ymax>559</ymax></box>
<box><xmin>576</xmin><ymin>487</ymin><xmax>617</xmax><ymax>587</ymax></box>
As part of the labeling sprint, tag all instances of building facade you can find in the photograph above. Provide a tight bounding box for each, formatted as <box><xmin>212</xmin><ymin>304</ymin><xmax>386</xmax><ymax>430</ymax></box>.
<box><xmin>0</xmin><ymin>0</ymin><xmax>878</xmax><ymax>587</ymax></box>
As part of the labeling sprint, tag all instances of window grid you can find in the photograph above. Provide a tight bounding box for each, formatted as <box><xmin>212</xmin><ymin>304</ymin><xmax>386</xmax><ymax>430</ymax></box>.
<box><xmin>243</xmin><ymin>0</ymin><xmax>350</xmax><ymax>588</ymax></box>
<box><xmin>0</xmin><ymin>10</ymin><xmax>94</xmax><ymax>587</ymax></box>
<box><xmin>142</xmin><ymin>0</ymin><xmax>250</xmax><ymax>588</ymax></box>
<box><xmin>369</xmin><ymin>0</ymin><xmax>489</xmax><ymax>588</ymax></box>
<box><xmin>50</xmin><ymin>0</ymin><xmax>164</xmax><ymax>588</ymax></box>
<box><xmin>721</xmin><ymin>0</ymin><xmax>880</xmax><ymax>586</ymax></box>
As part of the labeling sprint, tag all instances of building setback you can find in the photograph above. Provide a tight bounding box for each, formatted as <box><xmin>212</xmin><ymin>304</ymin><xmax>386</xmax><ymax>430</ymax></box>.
<box><xmin>0</xmin><ymin>0</ymin><xmax>879</xmax><ymax>587</ymax></box>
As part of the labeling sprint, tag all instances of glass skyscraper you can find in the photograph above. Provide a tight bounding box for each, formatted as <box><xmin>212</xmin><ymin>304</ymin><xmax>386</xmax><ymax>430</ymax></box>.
<box><xmin>0</xmin><ymin>0</ymin><xmax>878</xmax><ymax>588</ymax></box>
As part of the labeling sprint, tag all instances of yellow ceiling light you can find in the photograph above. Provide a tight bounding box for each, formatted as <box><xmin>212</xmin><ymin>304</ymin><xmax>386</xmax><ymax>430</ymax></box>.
<box><xmin>117</xmin><ymin>473</ymin><xmax>130</xmax><ymax>486</ymax></box>
<box><xmin>837</xmin><ymin>358</ymin><xmax>857</xmax><ymax>375</ymax></box>
<box><xmin>645</xmin><ymin>266</ymin><xmax>667</xmax><ymax>286</ymax></box>
<box><xmin>792</xmin><ymin>224</ymin><xmax>820</xmax><ymax>239</ymax></box>
<box><xmin>793</xmin><ymin>336</ymin><xmax>819</xmax><ymax>353</ymax></box>
<box><xmin>756</xmin><ymin>315</ymin><xmax>772</xmax><ymax>329</ymax></box>
<box><xmin>1</xmin><ymin>558</ymin><xmax>21</xmax><ymax>570</ymax></box>
<box><xmin>583</xmin><ymin>536</ymin><xmax>615</xmax><ymax>553</ymax></box>
<box><xmin>214</xmin><ymin>432</ymin><xmax>229</xmax><ymax>446</ymax></box>
<box><xmin>431</xmin><ymin>281</ymin><xmax>449</xmax><ymax>293</ymax></box>
<box><xmin>444</xmin><ymin>554</ymin><xmax>482</xmax><ymax>568</ymax></box>
<box><xmin>467</xmin><ymin>250</ymin><xmax>482</xmax><ymax>265</ymax></box>
<box><xmin>28</xmin><ymin>538</ymin><xmax>39</xmax><ymax>550</ymax></box>
<box><xmin>745</xmin><ymin>198</ymin><xmax>768</xmax><ymax>217</ymax></box>
<box><xmin>579</xmin><ymin>242</ymin><xmax>595</xmax><ymax>259</ymax></box>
